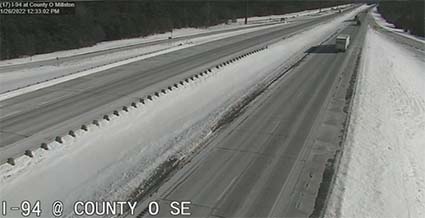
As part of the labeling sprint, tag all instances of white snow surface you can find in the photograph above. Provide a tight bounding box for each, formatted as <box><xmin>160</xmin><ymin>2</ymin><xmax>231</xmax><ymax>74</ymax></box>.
<box><xmin>0</xmin><ymin>23</ymin><xmax>282</xmax><ymax>101</ymax></box>
<box><xmin>371</xmin><ymin>7</ymin><xmax>425</xmax><ymax>43</ymax></box>
<box><xmin>0</xmin><ymin>4</ymin><xmax>354</xmax><ymax>96</ymax></box>
<box><xmin>0</xmin><ymin>6</ymin><xmax>367</xmax><ymax>218</ymax></box>
<box><xmin>325</xmin><ymin>28</ymin><xmax>425</xmax><ymax>218</ymax></box>
<box><xmin>0</xmin><ymin>4</ymin><xmax>351</xmax><ymax>67</ymax></box>
<box><xmin>0</xmin><ymin>23</ymin><xmax>282</xmax><ymax>96</ymax></box>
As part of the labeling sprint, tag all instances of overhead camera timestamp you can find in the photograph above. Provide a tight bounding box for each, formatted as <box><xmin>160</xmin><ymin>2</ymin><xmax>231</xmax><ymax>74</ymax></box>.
<box><xmin>0</xmin><ymin>0</ymin><xmax>424</xmax><ymax>217</ymax></box>
<box><xmin>0</xmin><ymin>1</ymin><xmax>75</xmax><ymax>15</ymax></box>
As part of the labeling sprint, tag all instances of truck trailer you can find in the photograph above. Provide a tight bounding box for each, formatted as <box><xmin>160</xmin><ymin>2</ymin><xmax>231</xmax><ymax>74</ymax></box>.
<box><xmin>336</xmin><ymin>34</ymin><xmax>350</xmax><ymax>52</ymax></box>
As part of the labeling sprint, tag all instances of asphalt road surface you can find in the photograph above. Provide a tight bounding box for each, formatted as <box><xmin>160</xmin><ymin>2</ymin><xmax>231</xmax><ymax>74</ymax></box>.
<box><xmin>132</xmin><ymin>8</ymin><xmax>369</xmax><ymax>218</ymax></box>
<box><xmin>0</xmin><ymin>7</ymin><xmax>358</xmax><ymax>164</ymax></box>
<box><xmin>0</xmin><ymin>22</ymin><xmax>282</xmax><ymax>72</ymax></box>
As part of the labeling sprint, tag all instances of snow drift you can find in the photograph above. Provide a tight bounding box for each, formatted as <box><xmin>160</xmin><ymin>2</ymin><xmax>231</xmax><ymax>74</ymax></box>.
<box><xmin>325</xmin><ymin>28</ymin><xmax>425</xmax><ymax>218</ymax></box>
<box><xmin>0</xmin><ymin>6</ymin><xmax>367</xmax><ymax>218</ymax></box>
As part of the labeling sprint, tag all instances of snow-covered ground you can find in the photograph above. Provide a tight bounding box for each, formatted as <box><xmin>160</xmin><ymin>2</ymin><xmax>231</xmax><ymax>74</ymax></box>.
<box><xmin>0</xmin><ymin>4</ymin><xmax>355</xmax><ymax>97</ymax></box>
<box><xmin>0</xmin><ymin>23</ymin><xmax>284</xmax><ymax>100</ymax></box>
<box><xmin>371</xmin><ymin>7</ymin><xmax>425</xmax><ymax>43</ymax></box>
<box><xmin>0</xmin><ymin>5</ymin><xmax>367</xmax><ymax>218</ymax></box>
<box><xmin>0</xmin><ymin>25</ymin><xmax>262</xmax><ymax>67</ymax></box>
<box><xmin>0</xmin><ymin>3</ymin><xmax>352</xmax><ymax>67</ymax></box>
<box><xmin>235</xmin><ymin>4</ymin><xmax>352</xmax><ymax>24</ymax></box>
<box><xmin>0</xmin><ymin>23</ymin><xmax>284</xmax><ymax>96</ymax></box>
<box><xmin>325</xmin><ymin>27</ymin><xmax>425</xmax><ymax>218</ymax></box>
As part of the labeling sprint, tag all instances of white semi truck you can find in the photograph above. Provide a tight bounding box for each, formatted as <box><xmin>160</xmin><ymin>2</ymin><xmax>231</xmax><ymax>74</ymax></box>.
<box><xmin>336</xmin><ymin>34</ymin><xmax>350</xmax><ymax>52</ymax></box>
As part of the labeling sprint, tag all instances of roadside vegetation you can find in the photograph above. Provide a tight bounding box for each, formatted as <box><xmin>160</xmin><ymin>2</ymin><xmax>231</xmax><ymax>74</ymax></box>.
<box><xmin>0</xmin><ymin>0</ymin><xmax>343</xmax><ymax>60</ymax></box>
<box><xmin>377</xmin><ymin>0</ymin><xmax>424</xmax><ymax>37</ymax></box>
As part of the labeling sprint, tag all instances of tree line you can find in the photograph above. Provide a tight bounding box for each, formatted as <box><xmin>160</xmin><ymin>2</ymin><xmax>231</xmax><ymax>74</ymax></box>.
<box><xmin>0</xmin><ymin>0</ymin><xmax>346</xmax><ymax>60</ymax></box>
<box><xmin>377</xmin><ymin>0</ymin><xmax>424</xmax><ymax>37</ymax></box>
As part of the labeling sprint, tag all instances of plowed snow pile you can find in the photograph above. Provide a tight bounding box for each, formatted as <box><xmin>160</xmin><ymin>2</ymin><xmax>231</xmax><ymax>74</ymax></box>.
<box><xmin>326</xmin><ymin>28</ymin><xmax>425</xmax><ymax>217</ymax></box>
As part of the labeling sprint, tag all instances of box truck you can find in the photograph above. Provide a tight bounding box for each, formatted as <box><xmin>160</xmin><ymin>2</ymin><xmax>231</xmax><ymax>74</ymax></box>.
<box><xmin>336</xmin><ymin>34</ymin><xmax>350</xmax><ymax>52</ymax></box>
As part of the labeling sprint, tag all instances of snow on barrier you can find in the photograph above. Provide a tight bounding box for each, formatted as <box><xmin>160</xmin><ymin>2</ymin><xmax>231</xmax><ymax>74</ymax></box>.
<box><xmin>2</xmin><ymin>46</ymin><xmax>269</xmax><ymax>166</ymax></box>
<box><xmin>81</xmin><ymin>124</ymin><xmax>88</xmax><ymax>131</ymax></box>
<box><xmin>24</xmin><ymin>150</ymin><xmax>34</xmax><ymax>158</ymax></box>
<box><xmin>92</xmin><ymin>119</ymin><xmax>100</xmax><ymax>126</ymax></box>
<box><xmin>41</xmin><ymin>143</ymin><xmax>49</xmax><ymax>150</ymax></box>
<box><xmin>103</xmin><ymin>115</ymin><xmax>110</xmax><ymax>121</ymax></box>
<box><xmin>69</xmin><ymin>130</ymin><xmax>76</xmax><ymax>137</ymax></box>
<box><xmin>7</xmin><ymin>158</ymin><xmax>15</xmax><ymax>166</ymax></box>
<box><xmin>55</xmin><ymin>136</ymin><xmax>63</xmax><ymax>144</ymax></box>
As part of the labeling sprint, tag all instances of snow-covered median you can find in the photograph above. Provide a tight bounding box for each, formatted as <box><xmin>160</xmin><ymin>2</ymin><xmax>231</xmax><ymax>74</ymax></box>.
<box><xmin>325</xmin><ymin>28</ymin><xmax>425</xmax><ymax>218</ymax></box>
<box><xmin>0</xmin><ymin>23</ymin><xmax>283</xmax><ymax>98</ymax></box>
<box><xmin>0</xmin><ymin>6</ymin><xmax>367</xmax><ymax>218</ymax></box>
<box><xmin>0</xmin><ymin>4</ymin><xmax>356</xmax><ymax>97</ymax></box>
<box><xmin>0</xmin><ymin>4</ymin><xmax>352</xmax><ymax>67</ymax></box>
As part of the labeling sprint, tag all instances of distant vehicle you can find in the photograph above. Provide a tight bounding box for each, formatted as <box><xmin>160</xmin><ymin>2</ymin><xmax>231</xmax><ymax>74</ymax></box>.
<box><xmin>336</xmin><ymin>34</ymin><xmax>350</xmax><ymax>52</ymax></box>
<box><xmin>354</xmin><ymin>15</ymin><xmax>361</xmax><ymax>25</ymax></box>
<box><xmin>356</xmin><ymin>20</ymin><xmax>361</xmax><ymax>25</ymax></box>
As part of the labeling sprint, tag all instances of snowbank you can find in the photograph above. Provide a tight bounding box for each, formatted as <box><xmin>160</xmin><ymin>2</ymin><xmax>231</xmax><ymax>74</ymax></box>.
<box><xmin>0</xmin><ymin>4</ymin><xmax>356</xmax><ymax>97</ymax></box>
<box><xmin>0</xmin><ymin>23</ymin><xmax>281</xmax><ymax>100</ymax></box>
<box><xmin>0</xmin><ymin>6</ymin><xmax>367</xmax><ymax>218</ymax></box>
<box><xmin>371</xmin><ymin>7</ymin><xmax>425</xmax><ymax>43</ymax></box>
<box><xmin>0</xmin><ymin>4</ymin><xmax>353</xmax><ymax>67</ymax></box>
<box><xmin>325</xmin><ymin>28</ymin><xmax>425</xmax><ymax>218</ymax></box>
<box><xmin>235</xmin><ymin>4</ymin><xmax>353</xmax><ymax>24</ymax></box>
<box><xmin>0</xmin><ymin>26</ymin><xmax>256</xmax><ymax>67</ymax></box>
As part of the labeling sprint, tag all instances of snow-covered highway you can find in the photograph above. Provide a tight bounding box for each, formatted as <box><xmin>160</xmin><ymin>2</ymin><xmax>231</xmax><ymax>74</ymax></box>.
<box><xmin>325</xmin><ymin>8</ymin><xmax>425</xmax><ymax>218</ymax></box>
<box><xmin>0</xmin><ymin>4</ymin><xmax>371</xmax><ymax>218</ymax></box>
<box><xmin>0</xmin><ymin>6</ymin><xmax>358</xmax><ymax>165</ymax></box>
<box><xmin>0</xmin><ymin>4</ymin><xmax>352</xmax><ymax>96</ymax></box>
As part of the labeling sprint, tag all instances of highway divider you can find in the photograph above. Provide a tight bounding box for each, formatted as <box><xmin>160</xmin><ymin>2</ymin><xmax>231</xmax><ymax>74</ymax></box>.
<box><xmin>2</xmin><ymin>45</ymin><xmax>269</xmax><ymax>167</ymax></box>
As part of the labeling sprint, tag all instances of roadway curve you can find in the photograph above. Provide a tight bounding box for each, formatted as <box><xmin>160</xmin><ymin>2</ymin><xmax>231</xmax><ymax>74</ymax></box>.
<box><xmin>132</xmin><ymin>8</ymin><xmax>369</xmax><ymax>218</ymax></box>
<box><xmin>0</xmin><ymin>7</ymin><xmax>359</xmax><ymax>164</ymax></box>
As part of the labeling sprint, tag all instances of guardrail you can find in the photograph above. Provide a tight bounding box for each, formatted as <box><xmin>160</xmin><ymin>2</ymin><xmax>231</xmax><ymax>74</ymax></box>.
<box><xmin>3</xmin><ymin>45</ymin><xmax>269</xmax><ymax>167</ymax></box>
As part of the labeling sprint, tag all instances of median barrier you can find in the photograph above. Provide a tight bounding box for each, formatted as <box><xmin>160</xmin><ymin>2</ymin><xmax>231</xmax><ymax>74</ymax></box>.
<box><xmin>69</xmin><ymin>130</ymin><xmax>76</xmax><ymax>137</ymax></box>
<box><xmin>55</xmin><ymin>136</ymin><xmax>63</xmax><ymax>144</ymax></box>
<box><xmin>93</xmin><ymin>120</ymin><xmax>100</xmax><ymax>126</ymax></box>
<box><xmin>25</xmin><ymin>150</ymin><xmax>34</xmax><ymax>158</ymax></box>
<box><xmin>0</xmin><ymin>42</ymin><xmax>273</xmax><ymax>168</ymax></box>
<box><xmin>81</xmin><ymin>124</ymin><xmax>88</xmax><ymax>131</ymax></box>
<box><xmin>7</xmin><ymin>158</ymin><xmax>15</xmax><ymax>166</ymax></box>
<box><xmin>103</xmin><ymin>115</ymin><xmax>110</xmax><ymax>121</ymax></box>
<box><xmin>41</xmin><ymin>143</ymin><xmax>49</xmax><ymax>150</ymax></box>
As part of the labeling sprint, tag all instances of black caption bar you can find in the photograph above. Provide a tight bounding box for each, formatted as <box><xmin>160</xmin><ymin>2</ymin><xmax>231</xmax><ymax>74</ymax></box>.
<box><xmin>0</xmin><ymin>2</ymin><xmax>76</xmax><ymax>15</ymax></box>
